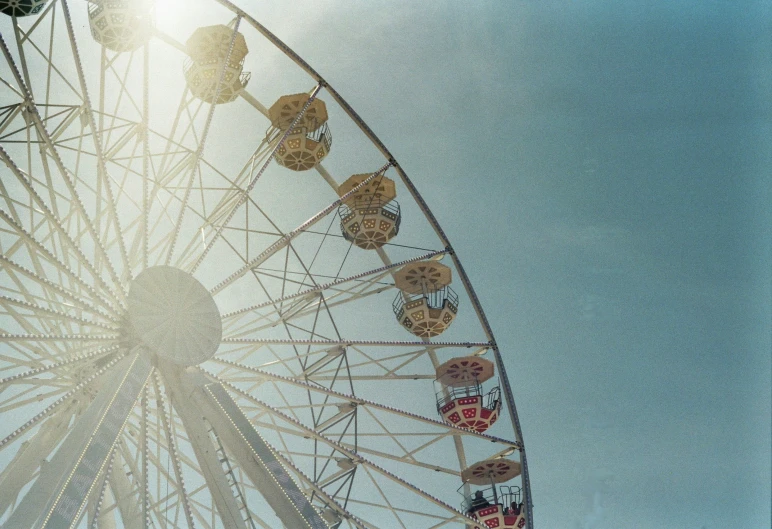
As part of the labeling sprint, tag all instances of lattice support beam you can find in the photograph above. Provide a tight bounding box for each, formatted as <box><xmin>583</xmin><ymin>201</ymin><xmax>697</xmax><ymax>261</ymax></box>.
<box><xmin>0</xmin><ymin>351</ymin><xmax>152</xmax><ymax>529</ymax></box>
<box><xmin>160</xmin><ymin>367</ymin><xmax>329</xmax><ymax>529</ymax></box>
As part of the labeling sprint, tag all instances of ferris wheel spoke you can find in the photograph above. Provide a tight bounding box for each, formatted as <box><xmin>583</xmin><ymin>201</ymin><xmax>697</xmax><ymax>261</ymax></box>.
<box><xmin>0</xmin><ymin>333</ymin><xmax>117</xmax><ymax>343</ymax></box>
<box><xmin>0</xmin><ymin>260</ymin><xmax>118</xmax><ymax>323</ymax></box>
<box><xmin>0</xmin><ymin>32</ymin><xmax>128</xmax><ymax>297</ymax></box>
<box><xmin>221</xmin><ymin>249</ymin><xmax>448</xmax><ymax>333</ymax></box>
<box><xmin>0</xmin><ymin>344</ymin><xmax>120</xmax><ymax>390</ymax></box>
<box><xmin>60</xmin><ymin>0</ymin><xmax>132</xmax><ymax>284</ymax></box>
<box><xmin>0</xmin><ymin>267</ymin><xmax>99</xmax><ymax>342</ymax></box>
<box><xmin>150</xmin><ymin>371</ymin><xmax>199</xmax><ymax>529</ymax></box>
<box><xmin>0</xmin><ymin>207</ymin><xmax>126</xmax><ymax>314</ymax></box>
<box><xmin>0</xmin><ymin>384</ymin><xmax>70</xmax><ymax>415</ymax></box>
<box><xmin>200</xmin><ymin>367</ymin><xmax>484</xmax><ymax>529</ymax></box>
<box><xmin>205</xmin><ymin>363</ymin><xmax>518</xmax><ymax>453</ymax></box>
<box><xmin>209</xmin><ymin>161</ymin><xmax>393</xmax><ymax>296</ymax></box>
<box><xmin>0</xmin><ymin>144</ymin><xmax>128</xmax><ymax>307</ymax></box>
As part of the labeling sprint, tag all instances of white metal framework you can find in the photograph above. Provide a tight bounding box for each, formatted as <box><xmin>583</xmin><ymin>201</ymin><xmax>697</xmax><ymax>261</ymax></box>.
<box><xmin>0</xmin><ymin>1</ymin><xmax>533</xmax><ymax>528</ymax></box>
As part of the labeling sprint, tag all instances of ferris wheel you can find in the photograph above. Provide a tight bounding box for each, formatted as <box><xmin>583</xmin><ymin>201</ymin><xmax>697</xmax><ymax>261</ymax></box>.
<box><xmin>0</xmin><ymin>1</ymin><xmax>533</xmax><ymax>528</ymax></box>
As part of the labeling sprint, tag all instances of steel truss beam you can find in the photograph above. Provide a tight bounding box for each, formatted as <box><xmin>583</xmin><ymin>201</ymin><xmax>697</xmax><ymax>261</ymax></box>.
<box><xmin>0</xmin><ymin>350</ymin><xmax>152</xmax><ymax>529</ymax></box>
<box><xmin>159</xmin><ymin>366</ymin><xmax>329</xmax><ymax>529</ymax></box>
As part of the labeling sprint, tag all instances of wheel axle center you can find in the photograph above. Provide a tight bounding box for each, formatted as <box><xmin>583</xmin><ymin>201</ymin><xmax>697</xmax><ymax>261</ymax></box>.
<box><xmin>127</xmin><ymin>266</ymin><xmax>222</xmax><ymax>366</ymax></box>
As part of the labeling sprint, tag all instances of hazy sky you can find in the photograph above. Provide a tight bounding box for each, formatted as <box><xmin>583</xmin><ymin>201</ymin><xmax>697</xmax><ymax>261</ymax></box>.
<box><xmin>1</xmin><ymin>1</ymin><xmax>769</xmax><ymax>528</ymax></box>
<box><xmin>254</xmin><ymin>1</ymin><xmax>772</xmax><ymax>527</ymax></box>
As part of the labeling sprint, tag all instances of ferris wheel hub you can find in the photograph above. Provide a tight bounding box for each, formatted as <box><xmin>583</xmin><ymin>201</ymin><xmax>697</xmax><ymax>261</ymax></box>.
<box><xmin>127</xmin><ymin>266</ymin><xmax>222</xmax><ymax>366</ymax></box>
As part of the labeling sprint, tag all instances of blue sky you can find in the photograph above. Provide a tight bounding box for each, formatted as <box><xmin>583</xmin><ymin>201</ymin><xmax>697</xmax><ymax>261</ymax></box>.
<box><xmin>0</xmin><ymin>0</ymin><xmax>768</xmax><ymax>527</ymax></box>
<box><xmin>255</xmin><ymin>1</ymin><xmax>772</xmax><ymax>527</ymax></box>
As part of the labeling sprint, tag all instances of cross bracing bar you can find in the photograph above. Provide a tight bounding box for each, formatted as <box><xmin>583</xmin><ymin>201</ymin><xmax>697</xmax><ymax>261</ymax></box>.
<box><xmin>221</xmin><ymin>249</ymin><xmax>449</xmax><ymax>320</ymax></box>
<box><xmin>210</xmin><ymin>161</ymin><xmax>393</xmax><ymax>295</ymax></box>
<box><xmin>190</xmin><ymin>81</ymin><xmax>325</xmax><ymax>274</ymax></box>
<box><xmin>0</xmin><ymin>31</ymin><xmax>125</xmax><ymax>297</ymax></box>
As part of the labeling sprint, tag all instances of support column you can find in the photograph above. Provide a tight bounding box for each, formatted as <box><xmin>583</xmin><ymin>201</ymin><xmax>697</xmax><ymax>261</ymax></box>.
<box><xmin>164</xmin><ymin>368</ymin><xmax>328</xmax><ymax>529</ymax></box>
<box><xmin>1</xmin><ymin>351</ymin><xmax>152</xmax><ymax>529</ymax></box>
<box><xmin>160</xmin><ymin>362</ymin><xmax>248</xmax><ymax>529</ymax></box>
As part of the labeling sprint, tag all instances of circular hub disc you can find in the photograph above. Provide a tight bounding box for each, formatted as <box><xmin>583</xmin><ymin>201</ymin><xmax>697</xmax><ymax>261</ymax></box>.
<box><xmin>128</xmin><ymin>266</ymin><xmax>222</xmax><ymax>366</ymax></box>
